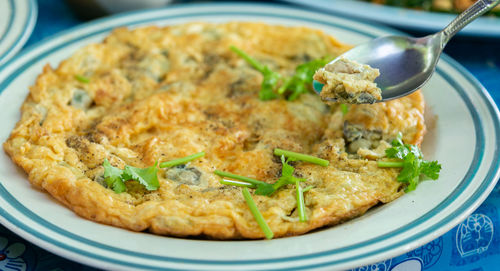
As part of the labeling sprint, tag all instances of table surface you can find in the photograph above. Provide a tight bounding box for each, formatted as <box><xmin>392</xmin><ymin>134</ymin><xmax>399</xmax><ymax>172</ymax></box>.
<box><xmin>1</xmin><ymin>0</ymin><xmax>499</xmax><ymax>270</ymax></box>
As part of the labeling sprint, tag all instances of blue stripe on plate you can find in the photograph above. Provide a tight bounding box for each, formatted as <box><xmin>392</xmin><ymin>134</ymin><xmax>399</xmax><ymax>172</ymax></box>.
<box><xmin>0</xmin><ymin>0</ymin><xmax>37</xmax><ymax>65</ymax></box>
<box><xmin>0</xmin><ymin>0</ymin><xmax>15</xmax><ymax>45</ymax></box>
<box><xmin>0</xmin><ymin>3</ymin><xmax>498</xmax><ymax>269</ymax></box>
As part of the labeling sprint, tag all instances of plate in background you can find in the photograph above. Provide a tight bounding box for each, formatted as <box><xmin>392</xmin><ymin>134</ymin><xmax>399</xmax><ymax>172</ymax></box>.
<box><xmin>0</xmin><ymin>3</ymin><xmax>499</xmax><ymax>270</ymax></box>
<box><xmin>0</xmin><ymin>0</ymin><xmax>37</xmax><ymax>66</ymax></box>
<box><xmin>283</xmin><ymin>0</ymin><xmax>500</xmax><ymax>37</ymax></box>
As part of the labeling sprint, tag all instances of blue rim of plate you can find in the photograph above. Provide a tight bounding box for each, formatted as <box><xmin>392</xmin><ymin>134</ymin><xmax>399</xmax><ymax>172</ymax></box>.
<box><xmin>282</xmin><ymin>0</ymin><xmax>500</xmax><ymax>37</ymax></box>
<box><xmin>0</xmin><ymin>3</ymin><xmax>498</xmax><ymax>270</ymax></box>
<box><xmin>0</xmin><ymin>0</ymin><xmax>15</xmax><ymax>45</ymax></box>
<box><xmin>0</xmin><ymin>0</ymin><xmax>37</xmax><ymax>66</ymax></box>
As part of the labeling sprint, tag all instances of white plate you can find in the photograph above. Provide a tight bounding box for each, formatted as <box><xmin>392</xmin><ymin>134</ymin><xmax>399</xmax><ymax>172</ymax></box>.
<box><xmin>0</xmin><ymin>0</ymin><xmax>37</xmax><ymax>66</ymax></box>
<box><xmin>0</xmin><ymin>3</ymin><xmax>499</xmax><ymax>271</ymax></box>
<box><xmin>283</xmin><ymin>0</ymin><xmax>500</xmax><ymax>37</ymax></box>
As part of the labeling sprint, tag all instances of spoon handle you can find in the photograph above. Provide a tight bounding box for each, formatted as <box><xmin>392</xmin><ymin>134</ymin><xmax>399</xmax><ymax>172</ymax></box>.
<box><xmin>441</xmin><ymin>0</ymin><xmax>500</xmax><ymax>46</ymax></box>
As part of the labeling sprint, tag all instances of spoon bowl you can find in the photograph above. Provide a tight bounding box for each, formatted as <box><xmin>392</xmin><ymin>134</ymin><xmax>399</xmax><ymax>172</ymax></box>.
<box><xmin>313</xmin><ymin>0</ymin><xmax>500</xmax><ymax>103</ymax></box>
<box><xmin>341</xmin><ymin>34</ymin><xmax>442</xmax><ymax>101</ymax></box>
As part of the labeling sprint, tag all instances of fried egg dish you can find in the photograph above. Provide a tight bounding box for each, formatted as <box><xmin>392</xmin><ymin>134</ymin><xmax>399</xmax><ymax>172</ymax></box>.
<box><xmin>3</xmin><ymin>22</ymin><xmax>426</xmax><ymax>239</ymax></box>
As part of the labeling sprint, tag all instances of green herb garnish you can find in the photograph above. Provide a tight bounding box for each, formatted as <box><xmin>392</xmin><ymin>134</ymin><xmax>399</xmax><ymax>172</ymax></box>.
<box><xmin>377</xmin><ymin>133</ymin><xmax>442</xmax><ymax>192</ymax></box>
<box><xmin>102</xmin><ymin>159</ymin><xmax>159</xmax><ymax>193</ymax></box>
<box><xmin>274</xmin><ymin>148</ymin><xmax>329</xmax><ymax>167</ymax></box>
<box><xmin>302</xmin><ymin>185</ymin><xmax>314</xmax><ymax>193</ymax></box>
<box><xmin>340</xmin><ymin>103</ymin><xmax>349</xmax><ymax>115</ymax></box>
<box><xmin>269</xmin><ymin>156</ymin><xmax>307</xmax><ymax>194</ymax></box>
<box><xmin>242</xmin><ymin>187</ymin><xmax>274</xmax><ymax>239</ymax></box>
<box><xmin>123</xmin><ymin>162</ymin><xmax>160</xmax><ymax>191</ymax></box>
<box><xmin>103</xmin><ymin>159</ymin><xmax>127</xmax><ymax>193</ymax></box>
<box><xmin>216</xmin><ymin>155</ymin><xmax>311</xmax><ymax>222</ymax></box>
<box><xmin>214</xmin><ymin>170</ymin><xmax>274</xmax><ymax>195</ymax></box>
<box><xmin>215</xmin><ymin>156</ymin><xmax>309</xmax><ymax>222</ymax></box>
<box><xmin>219</xmin><ymin>179</ymin><xmax>256</xmax><ymax>188</ymax></box>
<box><xmin>215</xmin><ymin>155</ymin><xmax>307</xmax><ymax>197</ymax></box>
<box><xmin>230</xmin><ymin>46</ymin><xmax>335</xmax><ymax>101</ymax></box>
<box><xmin>296</xmin><ymin>180</ymin><xmax>307</xmax><ymax>222</ymax></box>
<box><xmin>159</xmin><ymin>151</ymin><xmax>205</xmax><ymax>168</ymax></box>
<box><xmin>230</xmin><ymin>46</ymin><xmax>280</xmax><ymax>100</ymax></box>
<box><xmin>278</xmin><ymin>57</ymin><xmax>331</xmax><ymax>101</ymax></box>
<box><xmin>75</xmin><ymin>74</ymin><xmax>90</xmax><ymax>83</ymax></box>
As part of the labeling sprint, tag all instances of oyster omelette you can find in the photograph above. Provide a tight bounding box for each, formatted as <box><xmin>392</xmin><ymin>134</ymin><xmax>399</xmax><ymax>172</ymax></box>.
<box><xmin>3</xmin><ymin>22</ymin><xmax>429</xmax><ymax>239</ymax></box>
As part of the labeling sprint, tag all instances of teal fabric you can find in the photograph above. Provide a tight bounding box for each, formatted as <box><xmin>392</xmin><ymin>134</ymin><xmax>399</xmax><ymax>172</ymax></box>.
<box><xmin>1</xmin><ymin>0</ymin><xmax>498</xmax><ymax>270</ymax></box>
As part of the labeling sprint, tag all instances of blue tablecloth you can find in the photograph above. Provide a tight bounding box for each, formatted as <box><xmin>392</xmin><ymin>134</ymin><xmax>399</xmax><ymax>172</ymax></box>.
<box><xmin>2</xmin><ymin>0</ymin><xmax>499</xmax><ymax>270</ymax></box>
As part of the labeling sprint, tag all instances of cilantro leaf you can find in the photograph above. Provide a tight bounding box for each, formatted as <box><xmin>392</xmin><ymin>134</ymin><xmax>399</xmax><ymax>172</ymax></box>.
<box><xmin>296</xmin><ymin>180</ymin><xmax>307</xmax><ymax>222</ymax></box>
<box><xmin>378</xmin><ymin>132</ymin><xmax>442</xmax><ymax>192</ymax></box>
<box><xmin>274</xmin><ymin>156</ymin><xmax>306</xmax><ymax>189</ymax></box>
<box><xmin>396</xmin><ymin>153</ymin><xmax>421</xmax><ymax>183</ymax></box>
<box><xmin>160</xmin><ymin>151</ymin><xmax>205</xmax><ymax>168</ymax></box>
<box><xmin>230</xmin><ymin>45</ymin><xmax>335</xmax><ymax>102</ymax></box>
<box><xmin>214</xmin><ymin>170</ymin><xmax>276</xmax><ymax>196</ymax></box>
<box><xmin>421</xmin><ymin>160</ymin><xmax>441</xmax><ymax>180</ymax></box>
<box><xmin>216</xmin><ymin>156</ymin><xmax>310</xmax><ymax>222</ymax></box>
<box><xmin>103</xmin><ymin>159</ymin><xmax>126</xmax><ymax>193</ymax></box>
<box><xmin>102</xmin><ymin>159</ymin><xmax>160</xmax><ymax>193</ymax></box>
<box><xmin>107</xmin><ymin>176</ymin><xmax>127</xmax><ymax>193</ymax></box>
<box><xmin>385</xmin><ymin>133</ymin><xmax>409</xmax><ymax>159</ymax></box>
<box><xmin>260</xmin><ymin>68</ymin><xmax>280</xmax><ymax>100</ymax></box>
<box><xmin>274</xmin><ymin>148</ymin><xmax>329</xmax><ymax>167</ymax></box>
<box><xmin>215</xmin><ymin>156</ymin><xmax>305</xmax><ymax>196</ymax></box>
<box><xmin>278</xmin><ymin>57</ymin><xmax>331</xmax><ymax>101</ymax></box>
<box><xmin>385</xmin><ymin>145</ymin><xmax>409</xmax><ymax>159</ymax></box>
<box><xmin>281</xmin><ymin>155</ymin><xmax>296</xmax><ymax>177</ymax></box>
<box><xmin>230</xmin><ymin>46</ymin><xmax>280</xmax><ymax>101</ymax></box>
<box><xmin>254</xmin><ymin>183</ymin><xmax>276</xmax><ymax>196</ymax></box>
<box><xmin>255</xmin><ymin>156</ymin><xmax>305</xmax><ymax>195</ymax></box>
<box><xmin>123</xmin><ymin>161</ymin><xmax>160</xmax><ymax>191</ymax></box>
<box><xmin>241</xmin><ymin>188</ymin><xmax>274</xmax><ymax>239</ymax></box>
<box><xmin>75</xmin><ymin>74</ymin><xmax>90</xmax><ymax>83</ymax></box>
<box><xmin>340</xmin><ymin>104</ymin><xmax>349</xmax><ymax>115</ymax></box>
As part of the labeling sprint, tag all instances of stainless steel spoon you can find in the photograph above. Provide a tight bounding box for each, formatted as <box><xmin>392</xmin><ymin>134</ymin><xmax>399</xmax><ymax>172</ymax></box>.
<box><xmin>313</xmin><ymin>0</ymin><xmax>500</xmax><ymax>103</ymax></box>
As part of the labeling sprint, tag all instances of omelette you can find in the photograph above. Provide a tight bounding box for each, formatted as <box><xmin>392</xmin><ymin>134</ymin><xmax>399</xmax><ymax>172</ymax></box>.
<box><xmin>3</xmin><ymin>22</ymin><xmax>426</xmax><ymax>239</ymax></box>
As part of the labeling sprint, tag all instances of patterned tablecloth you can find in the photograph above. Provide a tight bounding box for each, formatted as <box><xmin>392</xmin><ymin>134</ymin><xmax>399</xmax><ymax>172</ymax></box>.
<box><xmin>1</xmin><ymin>0</ymin><xmax>499</xmax><ymax>270</ymax></box>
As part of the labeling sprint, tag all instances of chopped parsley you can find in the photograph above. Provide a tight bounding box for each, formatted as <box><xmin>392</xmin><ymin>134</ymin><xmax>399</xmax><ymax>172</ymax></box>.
<box><xmin>215</xmin><ymin>149</ymin><xmax>331</xmax><ymax>227</ymax></box>
<box><xmin>242</xmin><ymin>188</ymin><xmax>274</xmax><ymax>239</ymax></box>
<box><xmin>101</xmin><ymin>152</ymin><xmax>203</xmax><ymax>193</ymax></box>
<box><xmin>215</xmin><ymin>156</ymin><xmax>306</xmax><ymax>197</ymax></box>
<box><xmin>219</xmin><ymin>179</ymin><xmax>255</xmax><ymax>188</ymax></box>
<box><xmin>230</xmin><ymin>45</ymin><xmax>280</xmax><ymax>100</ymax></box>
<box><xmin>160</xmin><ymin>151</ymin><xmax>205</xmax><ymax>168</ymax></box>
<box><xmin>214</xmin><ymin>170</ymin><xmax>274</xmax><ymax>196</ymax></box>
<box><xmin>230</xmin><ymin>45</ymin><xmax>331</xmax><ymax>101</ymax></box>
<box><xmin>295</xmin><ymin>179</ymin><xmax>307</xmax><ymax>222</ymax></box>
<box><xmin>274</xmin><ymin>148</ymin><xmax>329</xmax><ymax>167</ymax></box>
<box><xmin>102</xmin><ymin>159</ymin><xmax>159</xmax><ymax>193</ymax></box>
<box><xmin>217</xmin><ymin>156</ymin><xmax>312</xmax><ymax>238</ymax></box>
<box><xmin>103</xmin><ymin>159</ymin><xmax>127</xmax><ymax>193</ymax></box>
<box><xmin>123</xmin><ymin>162</ymin><xmax>160</xmax><ymax>191</ymax></box>
<box><xmin>278</xmin><ymin>57</ymin><xmax>331</xmax><ymax>101</ymax></box>
<box><xmin>302</xmin><ymin>185</ymin><xmax>314</xmax><ymax>193</ymax></box>
<box><xmin>377</xmin><ymin>133</ymin><xmax>442</xmax><ymax>192</ymax></box>
<box><xmin>75</xmin><ymin>74</ymin><xmax>90</xmax><ymax>84</ymax></box>
<box><xmin>340</xmin><ymin>103</ymin><xmax>349</xmax><ymax>115</ymax></box>
<box><xmin>270</xmin><ymin>156</ymin><xmax>307</xmax><ymax>195</ymax></box>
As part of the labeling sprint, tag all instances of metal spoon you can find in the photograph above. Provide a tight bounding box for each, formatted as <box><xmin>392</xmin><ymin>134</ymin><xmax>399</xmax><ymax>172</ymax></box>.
<box><xmin>313</xmin><ymin>0</ymin><xmax>500</xmax><ymax>103</ymax></box>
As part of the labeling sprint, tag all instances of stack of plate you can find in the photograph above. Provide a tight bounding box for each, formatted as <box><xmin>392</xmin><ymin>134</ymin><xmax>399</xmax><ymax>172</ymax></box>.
<box><xmin>0</xmin><ymin>0</ymin><xmax>36</xmax><ymax>66</ymax></box>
